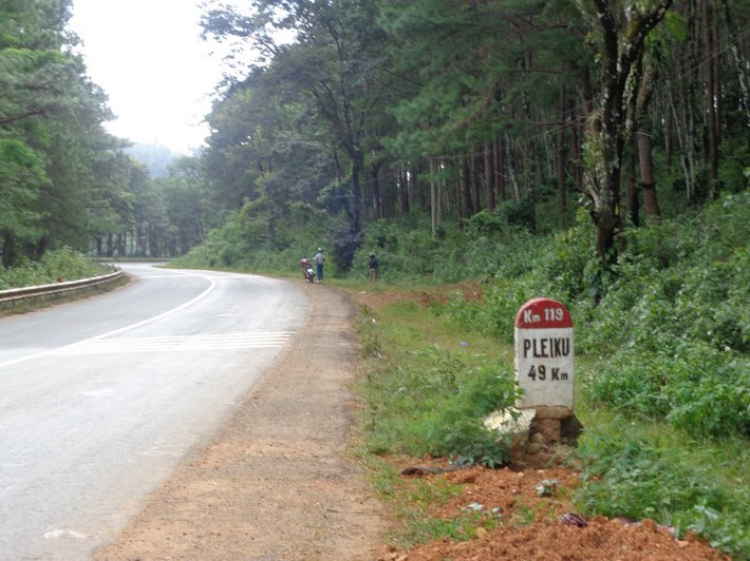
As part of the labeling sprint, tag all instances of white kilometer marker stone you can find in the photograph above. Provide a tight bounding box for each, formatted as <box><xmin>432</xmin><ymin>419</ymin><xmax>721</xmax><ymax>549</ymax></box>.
<box><xmin>513</xmin><ymin>297</ymin><xmax>575</xmax><ymax>443</ymax></box>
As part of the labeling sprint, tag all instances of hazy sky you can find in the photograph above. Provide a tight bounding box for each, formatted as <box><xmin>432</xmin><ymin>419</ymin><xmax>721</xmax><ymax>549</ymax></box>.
<box><xmin>70</xmin><ymin>0</ymin><xmax>229</xmax><ymax>154</ymax></box>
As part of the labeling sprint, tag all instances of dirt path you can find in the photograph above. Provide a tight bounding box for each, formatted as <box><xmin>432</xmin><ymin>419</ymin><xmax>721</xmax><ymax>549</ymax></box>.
<box><xmin>94</xmin><ymin>281</ymin><xmax>391</xmax><ymax>561</ymax></box>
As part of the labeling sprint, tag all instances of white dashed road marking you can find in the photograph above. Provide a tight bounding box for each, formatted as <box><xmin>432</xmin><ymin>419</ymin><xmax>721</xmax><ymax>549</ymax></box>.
<box><xmin>51</xmin><ymin>332</ymin><xmax>294</xmax><ymax>355</ymax></box>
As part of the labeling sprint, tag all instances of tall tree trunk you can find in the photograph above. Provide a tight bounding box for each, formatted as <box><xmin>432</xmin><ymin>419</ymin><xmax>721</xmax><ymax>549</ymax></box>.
<box><xmin>116</xmin><ymin>234</ymin><xmax>125</xmax><ymax>257</ymax></box>
<box><xmin>415</xmin><ymin>163</ymin><xmax>427</xmax><ymax>210</ymax></box>
<box><xmin>506</xmin><ymin>135</ymin><xmax>521</xmax><ymax>202</ymax></box>
<box><xmin>471</xmin><ymin>154</ymin><xmax>481</xmax><ymax>213</ymax></box>
<box><xmin>369</xmin><ymin>162</ymin><xmax>383</xmax><ymax>219</ymax></box>
<box><xmin>721</xmin><ymin>0</ymin><xmax>750</xmax><ymax>123</ymax></box>
<box><xmin>638</xmin><ymin>131</ymin><xmax>661</xmax><ymax>218</ymax></box>
<box><xmin>570</xmin><ymin>110</ymin><xmax>584</xmax><ymax>196</ymax></box>
<box><xmin>398</xmin><ymin>169</ymin><xmax>409</xmax><ymax>215</ymax></box>
<box><xmin>665</xmin><ymin>105</ymin><xmax>674</xmax><ymax>170</ymax></box>
<box><xmin>484</xmin><ymin>142</ymin><xmax>496</xmax><ymax>211</ymax></box>
<box><xmin>35</xmin><ymin>237</ymin><xmax>48</xmax><ymax>260</ymax></box>
<box><xmin>436</xmin><ymin>159</ymin><xmax>443</xmax><ymax>233</ymax></box>
<box><xmin>669</xmin><ymin>82</ymin><xmax>697</xmax><ymax>203</ymax></box>
<box><xmin>351</xmin><ymin>149</ymin><xmax>364</xmax><ymax>232</ymax></box>
<box><xmin>635</xmin><ymin>60</ymin><xmax>661</xmax><ymax>219</ymax></box>
<box><xmin>587</xmin><ymin>0</ymin><xmax>672</xmax><ymax>270</ymax></box>
<box><xmin>454</xmin><ymin>159</ymin><xmax>463</xmax><ymax>222</ymax></box>
<box><xmin>703</xmin><ymin>0</ymin><xmax>720</xmax><ymax>201</ymax></box>
<box><xmin>430</xmin><ymin>158</ymin><xmax>438</xmax><ymax>238</ymax></box>
<box><xmin>557</xmin><ymin>84</ymin><xmax>568</xmax><ymax>227</ymax></box>
<box><xmin>496</xmin><ymin>137</ymin><xmax>507</xmax><ymax>202</ymax></box>
<box><xmin>462</xmin><ymin>157</ymin><xmax>472</xmax><ymax>218</ymax></box>
<box><xmin>626</xmin><ymin>153</ymin><xmax>640</xmax><ymax>227</ymax></box>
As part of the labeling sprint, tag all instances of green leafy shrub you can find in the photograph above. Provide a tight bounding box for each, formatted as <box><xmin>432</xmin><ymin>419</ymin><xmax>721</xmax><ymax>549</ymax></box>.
<box><xmin>422</xmin><ymin>361</ymin><xmax>519</xmax><ymax>466</ymax></box>
<box><xmin>0</xmin><ymin>247</ymin><xmax>107</xmax><ymax>290</ymax></box>
<box><xmin>574</xmin><ymin>192</ymin><xmax>750</xmax><ymax>439</ymax></box>
<box><xmin>580</xmin><ymin>353</ymin><xmax>673</xmax><ymax>419</ymax></box>
<box><xmin>582</xmin><ymin>340</ymin><xmax>749</xmax><ymax>439</ymax></box>
<box><xmin>542</xmin><ymin>214</ymin><xmax>597</xmax><ymax>300</ymax></box>
<box><xmin>664</xmin><ymin>344</ymin><xmax>750</xmax><ymax>438</ymax></box>
<box><xmin>575</xmin><ymin>435</ymin><xmax>750</xmax><ymax>556</ymax></box>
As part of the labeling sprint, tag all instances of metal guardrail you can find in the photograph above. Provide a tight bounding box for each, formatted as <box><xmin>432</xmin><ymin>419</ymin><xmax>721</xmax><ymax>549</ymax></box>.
<box><xmin>0</xmin><ymin>268</ymin><xmax>125</xmax><ymax>308</ymax></box>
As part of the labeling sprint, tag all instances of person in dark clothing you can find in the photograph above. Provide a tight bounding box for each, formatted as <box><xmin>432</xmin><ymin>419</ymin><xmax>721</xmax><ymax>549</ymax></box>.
<box><xmin>368</xmin><ymin>252</ymin><xmax>379</xmax><ymax>282</ymax></box>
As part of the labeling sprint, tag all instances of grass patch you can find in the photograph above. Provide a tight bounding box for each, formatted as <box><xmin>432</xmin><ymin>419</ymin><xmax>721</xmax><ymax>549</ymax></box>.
<box><xmin>354</xmin><ymin>296</ymin><xmax>517</xmax><ymax>466</ymax></box>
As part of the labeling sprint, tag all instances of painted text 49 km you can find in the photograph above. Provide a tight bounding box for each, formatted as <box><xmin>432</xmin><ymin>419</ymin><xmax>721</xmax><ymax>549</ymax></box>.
<box><xmin>527</xmin><ymin>364</ymin><xmax>569</xmax><ymax>381</ymax></box>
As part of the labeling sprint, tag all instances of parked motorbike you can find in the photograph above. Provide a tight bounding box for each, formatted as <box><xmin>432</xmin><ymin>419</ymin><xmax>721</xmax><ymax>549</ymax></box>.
<box><xmin>299</xmin><ymin>258</ymin><xmax>316</xmax><ymax>283</ymax></box>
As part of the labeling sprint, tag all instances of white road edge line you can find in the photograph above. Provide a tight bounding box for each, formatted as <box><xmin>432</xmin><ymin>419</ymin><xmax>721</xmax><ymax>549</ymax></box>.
<box><xmin>0</xmin><ymin>271</ymin><xmax>218</xmax><ymax>370</ymax></box>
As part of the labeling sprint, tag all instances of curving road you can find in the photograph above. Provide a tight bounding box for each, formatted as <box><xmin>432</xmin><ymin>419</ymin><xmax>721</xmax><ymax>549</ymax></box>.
<box><xmin>0</xmin><ymin>264</ymin><xmax>309</xmax><ymax>560</ymax></box>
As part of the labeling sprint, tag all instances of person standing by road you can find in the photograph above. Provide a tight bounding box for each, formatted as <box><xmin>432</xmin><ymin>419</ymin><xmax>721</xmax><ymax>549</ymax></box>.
<box><xmin>314</xmin><ymin>247</ymin><xmax>325</xmax><ymax>283</ymax></box>
<box><xmin>368</xmin><ymin>252</ymin><xmax>379</xmax><ymax>282</ymax></box>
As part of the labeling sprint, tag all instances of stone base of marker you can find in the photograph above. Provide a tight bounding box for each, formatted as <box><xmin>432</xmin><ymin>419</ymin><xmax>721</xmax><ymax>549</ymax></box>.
<box><xmin>484</xmin><ymin>405</ymin><xmax>583</xmax><ymax>468</ymax></box>
<box><xmin>528</xmin><ymin>405</ymin><xmax>571</xmax><ymax>443</ymax></box>
<box><xmin>512</xmin><ymin>437</ymin><xmax>582</xmax><ymax>469</ymax></box>
<box><xmin>507</xmin><ymin>407</ymin><xmax>584</xmax><ymax>468</ymax></box>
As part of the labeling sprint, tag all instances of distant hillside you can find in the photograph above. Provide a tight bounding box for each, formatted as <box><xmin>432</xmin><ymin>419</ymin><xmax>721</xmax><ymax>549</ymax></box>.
<box><xmin>125</xmin><ymin>143</ymin><xmax>191</xmax><ymax>178</ymax></box>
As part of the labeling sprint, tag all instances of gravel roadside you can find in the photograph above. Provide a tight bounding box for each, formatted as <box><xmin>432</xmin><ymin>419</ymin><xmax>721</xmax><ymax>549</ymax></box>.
<box><xmin>94</xmin><ymin>280</ymin><xmax>391</xmax><ymax>560</ymax></box>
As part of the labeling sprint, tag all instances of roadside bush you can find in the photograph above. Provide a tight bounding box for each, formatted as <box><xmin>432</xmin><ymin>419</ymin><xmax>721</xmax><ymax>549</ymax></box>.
<box><xmin>422</xmin><ymin>361</ymin><xmax>519</xmax><ymax>466</ymax></box>
<box><xmin>472</xmin><ymin>274</ymin><xmax>546</xmax><ymax>342</ymax></box>
<box><xmin>676</xmin><ymin>250</ymin><xmax>750</xmax><ymax>353</ymax></box>
<box><xmin>582</xmin><ymin>333</ymin><xmax>749</xmax><ymax>439</ymax></box>
<box><xmin>575</xmin><ymin>435</ymin><xmax>750</xmax><ymax>556</ymax></box>
<box><xmin>580</xmin><ymin>352</ymin><xmax>673</xmax><ymax>419</ymax></box>
<box><xmin>542</xmin><ymin>213</ymin><xmax>597</xmax><ymax>300</ymax></box>
<box><xmin>664</xmin><ymin>344</ymin><xmax>750</xmax><ymax>438</ymax></box>
<box><xmin>575</xmin><ymin>191</ymin><xmax>750</xmax><ymax>440</ymax></box>
<box><xmin>0</xmin><ymin>247</ymin><xmax>106</xmax><ymax>290</ymax></box>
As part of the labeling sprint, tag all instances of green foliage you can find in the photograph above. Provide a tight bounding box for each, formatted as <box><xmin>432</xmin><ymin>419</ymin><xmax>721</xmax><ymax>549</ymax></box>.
<box><xmin>575</xmin><ymin>434</ymin><xmax>750</xmax><ymax>556</ymax></box>
<box><xmin>541</xmin><ymin>213</ymin><xmax>598</xmax><ymax>300</ymax></box>
<box><xmin>581</xmin><ymin>344</ymin><xmax>750</xmax><ymax>438</ymax></box>
<box><xmin>171</xmin><ymin>204</ymin><xmax>330</xmax><ymax>275</ymax></box>
<box><xmin>0</xmin><ymin>247</ymin><xmax>107</xmax><ymax>290</ymax></box>
<box><xmin>359</xmin><ymin>300</ymin><xmax>516</xmax><ymax>467</ymax></box>
<box><xmin>348</xmin><ymin>215</ymin><xmax>439</xmax><ymax>280</ymax></box>
<box><xmin>421</xmin><ymin>193</ymin><xmax>750</xmax><ymax>444</ymax></box>
<box><xmin>0</xmin><ymin>137</ymin><xmax>47</xmax><ymax>244</ymax></box>
<box><xmin>0</xmin><ymin>0</ymin><xmax>133</xmax><ymax>264</ymax></box>
<box><xmin>574</xmin><ymin>192</ymin><xmax>750</xmax><ymax>439</ymax></box>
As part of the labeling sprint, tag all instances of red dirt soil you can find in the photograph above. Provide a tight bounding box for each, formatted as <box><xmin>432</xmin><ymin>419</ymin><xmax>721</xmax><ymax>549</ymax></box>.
<box><xmin>379</xmin><ymin>460</ymin><xmax>726</xmax><ymax>560</ymax></box>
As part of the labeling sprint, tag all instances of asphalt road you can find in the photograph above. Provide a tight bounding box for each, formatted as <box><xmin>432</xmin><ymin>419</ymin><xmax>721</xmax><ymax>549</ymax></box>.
<box><xmin>0</xmin><ymin>264</ymin><xmax>308</xmax><ymax>560</ymax></box>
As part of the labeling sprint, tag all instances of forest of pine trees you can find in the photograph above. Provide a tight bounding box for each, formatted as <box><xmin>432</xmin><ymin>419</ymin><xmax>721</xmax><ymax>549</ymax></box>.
<box><xmin>197</xmin><ymin>0</ymin><xmax>749</xmax><ymax>271</ymax></box>
<box><xmin>1</xmin><ymin>0</ymin><xmax>748</xmax><ymax>270</ymax></box>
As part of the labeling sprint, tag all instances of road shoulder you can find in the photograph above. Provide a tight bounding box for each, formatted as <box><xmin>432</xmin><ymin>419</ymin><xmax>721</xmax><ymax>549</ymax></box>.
<box><xmin>94</xmin><ymin>281</ymin><xmax>391</xmax><ymax>560</ymax></box>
